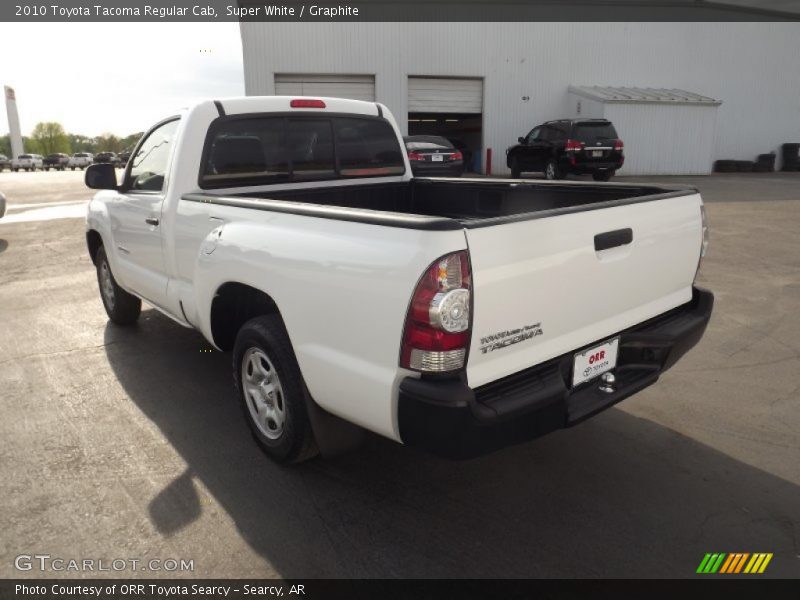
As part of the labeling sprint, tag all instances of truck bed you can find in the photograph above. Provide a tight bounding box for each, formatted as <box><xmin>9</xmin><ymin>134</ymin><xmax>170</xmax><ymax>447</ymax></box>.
<box><xmin>197</xmin><ymin>178</ymin><xmax>694</xmax><ymax>228</ymax></box>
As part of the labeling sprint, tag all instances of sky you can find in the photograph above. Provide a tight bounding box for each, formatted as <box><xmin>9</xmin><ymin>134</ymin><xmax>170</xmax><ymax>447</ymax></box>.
<box><xmin>0</xmin><ymin>22</ymin><xmax>244</xmax><ymax>137</ymax></box>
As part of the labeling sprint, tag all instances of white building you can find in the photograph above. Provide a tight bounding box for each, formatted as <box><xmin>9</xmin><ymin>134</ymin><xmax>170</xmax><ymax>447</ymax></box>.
<box><xmin>240</xmin><ymin>22</ymin><xmax>800</xmax><ymax>175</ymax></box>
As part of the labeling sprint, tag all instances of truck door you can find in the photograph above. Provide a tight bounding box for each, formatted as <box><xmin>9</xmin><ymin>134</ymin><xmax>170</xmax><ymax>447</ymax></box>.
<box><xmin>107</xmin><ymin>118</ymin><xmax>179</xmax><ymax>305</ymax></box>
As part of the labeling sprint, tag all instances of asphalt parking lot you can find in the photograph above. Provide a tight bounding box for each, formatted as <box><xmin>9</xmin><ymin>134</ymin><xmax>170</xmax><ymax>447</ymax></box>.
<box><xmin>0</xmin><ymin>170</ymin><xmax>798</xmax><ymax>578</ymax></box>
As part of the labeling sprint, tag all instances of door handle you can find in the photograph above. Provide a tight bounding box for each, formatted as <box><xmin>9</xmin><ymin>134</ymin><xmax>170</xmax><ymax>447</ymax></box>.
<box><xmin>145</xmin><ymin>217</ymin><xmax>160</xmax><ymax>226</ymax></box>
<box><xmin>594</xmin><ymin>228</ymin><xmax>632</xmax><ymax>251</ymax></box>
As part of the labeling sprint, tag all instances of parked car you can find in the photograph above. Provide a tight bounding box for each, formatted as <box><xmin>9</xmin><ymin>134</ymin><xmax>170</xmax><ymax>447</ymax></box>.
<box><xmin>94</xmin><ymin>152</ymin><xmax>119</xmax><ymax>166</ymax></box>
<box><xmin>117</xmin><ymin>150</ymin><xmax>132</xmax><ymax>168</ymax></box>
<box><xmin>44</xmin><ymin>153</ymin><xmax>70</xmax><ymax>171</ymax></box>
<box><xmin>0</xmin><ymin>154</ymin><xmax>12</xmax><ymax>171</ymax></box>
<box><xmin>12</xmin><ymin>154</ymin><xmax>43</xmax><ymax>171</ymax></box>
<box><xmin>68</xmin><ymin>152</ymin><xmax>94</xmax><ymax>170</ymax></box>
<box><xmin>507</xmin><ymin>119</ymin><xmax>624</xmax><ymax>181</ymax></box>
<box><xmin>404</xmin><ymin>135</ymin><xmax>464</xmax><ymax>177</ymax></box>
<box><xmin>0</xmin><ymin>191</ymin><xmax>5</xmax><ymax>218</ymax></box>
<box><xmin>84</xmin><ymin>96</ymin><xmax>712</xmax><ymax>463</ymax></box>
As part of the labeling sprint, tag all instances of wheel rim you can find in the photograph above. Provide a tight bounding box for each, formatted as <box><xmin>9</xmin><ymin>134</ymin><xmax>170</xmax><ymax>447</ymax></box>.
<box><xmin>546</xmin><ymin>162</ymin><xmax>556</xmax><ymax>179</ymax></box>
<box><xmin>100</xmin><ymin>260</ymin><xmax>116</xmax><ymax>310</ymax></box>
<box><xmin>241</xmin><ymin>347</ymin><xmax>286</xmax><ymax>440</ymax></box>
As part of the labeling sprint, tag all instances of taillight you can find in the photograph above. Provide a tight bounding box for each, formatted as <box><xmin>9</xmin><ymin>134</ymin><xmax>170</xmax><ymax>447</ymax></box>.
<box><xmin>407</xmin><ymin>151</ymin><xmax>423</xmax><ymax>161</ymax></box>
<box><xmin>448</xmin><ymin>151</ymin><xmax>463</xmax><ymax>161</ymax></box>
<box><xmin>614</xmin><ymin>139</ymin><xmax>624</xmax><ymax>152</ymax></box>
<box><xmin>565</xmin><ymin>139</ymin><xmax>584</xmax><ymax>152</ymax></box>
<box><xmin>290</xmin><ymin>99</ymin><xmax>326</xmax><ymax>109</ymax></box>
<box><xmin>694</xmin><ymin>203</ymin><xmax>710</xmax><ymax>282</ymax></box>
<box><xmin>400</xmin><ymin>251</ymin><xmax>472</xmax><ymax>373</ymax></box>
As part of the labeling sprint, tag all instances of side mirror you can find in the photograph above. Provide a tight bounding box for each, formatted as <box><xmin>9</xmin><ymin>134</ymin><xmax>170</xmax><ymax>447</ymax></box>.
<box><xmin>518</xmin><ymin>136</ymin><xmax>526</xmax><ymax>144</ymax></box>
<box><xmin>85</xmin><ymin>163</ymin><xmax>118</xmax><ymax>190</ymax></box>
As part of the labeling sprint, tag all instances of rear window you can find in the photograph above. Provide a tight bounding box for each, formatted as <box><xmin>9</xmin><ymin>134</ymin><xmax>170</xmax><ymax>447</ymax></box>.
<box><xmin>19</xmin><ymin>154</ymin><xmax>31</xmax><ymax>159</ymax></box>
<box><xmin>573</xmin><ymin>122</ymin><xmax>619</xmax><ymax>144</ymax></box>
<box><xmin>404</xmin><ymin>136</ymin><xmax>454</xmax><ymax>151</ymax></box>
<box><xmin>201</xmin><ymin>115</ymin><xmax>405</xmax><ymax>187</ymax></box>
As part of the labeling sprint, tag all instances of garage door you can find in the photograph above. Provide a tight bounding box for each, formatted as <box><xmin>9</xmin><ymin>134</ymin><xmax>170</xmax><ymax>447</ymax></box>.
<box><xmin>274</xmin><ymin>74</ymin><xmax>375</xmax><ymax>102</ymax></box>
<box><xmin>408</xmin><ymin>77</ymin><xmax>483</xmax><ymax>113</ymax></box>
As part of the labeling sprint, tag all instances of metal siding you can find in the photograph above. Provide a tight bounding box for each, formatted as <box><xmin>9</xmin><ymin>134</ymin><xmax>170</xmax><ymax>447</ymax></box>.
<box><xmin>407</xmin><ymin>77</ymin><xmax>483</xmax><ymax>113</ymax></box>
<box><xmin>274</xmin><ymin>74</ymin><xmax>375</xmax><ymax>101</ymax></box>
<box><xmin>605</xmin><ymin>103</ymin><xmax>718</xmax><ymax>175</ymax></box>
<box><xmin>240</xmin><ymin>22</ymin><xmax>800</xmax><ymax>175</ymax></box>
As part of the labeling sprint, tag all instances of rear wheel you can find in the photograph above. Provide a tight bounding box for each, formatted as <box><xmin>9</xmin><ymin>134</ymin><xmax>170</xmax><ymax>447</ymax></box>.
<box><xmin>510</xmin><ymin>157</ymin><xmax>521</xmax><ymax>179</ymax></box>
<box><xmin>233</xmin><ymin>315</ymin><xmax>319</xmax><ymax>464</ymax></box>
<box><xmin>545</xmin><ymin>159</ymin><xmax>563</xmax><ymax>180</ymax></box>
<box><xmin>95</xmin><ymin>245</ymin><xmax>141</xmax><ymax>325</ymax></box>
<box><xmin>592</xmin><ymin>170</ymin><xmax>614</xmax><ymax>182</ymax></box>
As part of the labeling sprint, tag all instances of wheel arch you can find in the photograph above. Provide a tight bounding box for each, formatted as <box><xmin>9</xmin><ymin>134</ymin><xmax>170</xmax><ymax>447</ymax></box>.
<box><xmin>86</xmin><ymin>229</ymin><xmax>104</xmax><ymax>265</ymax></box>
<box><xmin>209</xmin><ymin>282</ymin><xmax>282</xmax><ymax>352</ymax></box>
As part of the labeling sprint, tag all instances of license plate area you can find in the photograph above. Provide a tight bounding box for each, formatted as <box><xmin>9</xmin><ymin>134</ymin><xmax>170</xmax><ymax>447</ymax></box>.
<box><xmin>431</xmin><ymin>154</ymin><xmax>444</xmax><ymax>161</ymax></box>
<box><xmin>591</xmin><ymin>150</ymin><xmax>603</xmax><ymax>158</ymax></box>
<box><xmin>572</xmin><ymin>337</ymin><xmax>619</xmax><ymax>387</ymax></box>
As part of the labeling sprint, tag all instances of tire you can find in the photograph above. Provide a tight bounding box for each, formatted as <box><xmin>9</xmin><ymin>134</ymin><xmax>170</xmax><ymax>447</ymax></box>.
<box><xmin>510</xmin><ymin>157</ymin><xmax>521</xmax><ymax>179</ymax></box>
<box><xmin>592</xmin><ymin>171</ymin><xmax>614</xmax><ymax>182</ymax></box>
<box><xmin>233</xmin><ymin>315</ymin><xmax>319</xmax><ymax>464</ymax></box>
<box><xmin>95</xmin><ymin>245</ymin><xmax>141</xmax><ymax>325</ymax></box>
<box><xmin>545</xmin><ymin>159</ymin><xmax>563</xmax><ymax>180</ymax></box>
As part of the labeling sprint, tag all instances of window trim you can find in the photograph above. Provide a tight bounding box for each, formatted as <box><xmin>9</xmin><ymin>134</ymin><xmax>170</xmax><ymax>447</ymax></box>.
<box><xmin>197</xmin><ymin>112</ymin><xmax>406</xmax><ymax>190</ymax></box>
<box><xmin>119</xmin><ymin>115</ymin><xmax>180</xmax><ymax>195</ymax></box>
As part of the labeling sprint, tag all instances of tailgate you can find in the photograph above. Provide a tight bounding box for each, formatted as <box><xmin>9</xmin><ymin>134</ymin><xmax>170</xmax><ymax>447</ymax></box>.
<box><xmin>465</xmin><ymin>192</ymin><xmax>703</xmax><ymax>388</ymax></box>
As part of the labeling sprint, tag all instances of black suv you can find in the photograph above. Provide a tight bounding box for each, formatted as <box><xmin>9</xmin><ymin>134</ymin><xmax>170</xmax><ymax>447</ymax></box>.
<box><xmin>506</xmin><ymin>119</ymin><xmax>624</xmax><ymax>181</ymax></box>
<box><xmin>94</xmin><ymin>152</ymin><xmax>119</xmax><ymax>166</ymax></box>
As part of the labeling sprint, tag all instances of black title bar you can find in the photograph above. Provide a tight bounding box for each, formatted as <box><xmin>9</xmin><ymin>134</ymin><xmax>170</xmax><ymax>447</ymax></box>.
<box><xmin>2</xmin><ymin>0</ymin><xmax>800</xmax><ymax>22</ymax></box>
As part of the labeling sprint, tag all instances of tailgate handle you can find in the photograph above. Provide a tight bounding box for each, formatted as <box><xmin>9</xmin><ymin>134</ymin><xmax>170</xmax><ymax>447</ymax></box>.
<box><xmin>594</xmin><ymin>228</ymin><xmax>633</xmax><ymax>251</ymax></box>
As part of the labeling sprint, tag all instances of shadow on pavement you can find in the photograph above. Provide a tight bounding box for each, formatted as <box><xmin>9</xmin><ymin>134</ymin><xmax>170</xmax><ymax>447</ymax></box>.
<box><xmin>0</xmin><ymin>239</ymin><xmax>8</xmax><ymax>254</ymax></box>
<box><xmin>103</xmin><ymin>311</ymin><xmax>800</xmax><ymax>578</ymax></box>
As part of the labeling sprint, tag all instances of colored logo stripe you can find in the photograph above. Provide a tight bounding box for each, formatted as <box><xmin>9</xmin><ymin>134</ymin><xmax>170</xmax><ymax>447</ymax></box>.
<box><xmin>697</xmin><ymin>553</ymin><xmax>773</xmax><ymax>574</ymax></box>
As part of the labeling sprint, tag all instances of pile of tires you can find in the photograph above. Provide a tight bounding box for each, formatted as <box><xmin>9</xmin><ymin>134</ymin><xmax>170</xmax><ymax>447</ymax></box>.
<box><xmin>735</xmin><ymin>160</ymin><xmax>755</xmax><ymax>172</ymax></box>
<box><xmin>781</xmin><ymin>143</ymin><xmax>799</xmax><ymax>171</ymax></box>
<box><xmin>713</xmin><ymin>160</ymin><xmax>737</xmax><ymax>173</ymax></box>
<box><xmin>753</xmin><ymin>153</ymin><xmax>776</xmax><ymax>172</ymax></box>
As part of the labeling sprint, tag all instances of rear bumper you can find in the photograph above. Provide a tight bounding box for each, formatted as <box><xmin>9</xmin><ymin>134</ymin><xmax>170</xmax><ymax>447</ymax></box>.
<box><xmin>410</xmin><ymin>162</ymin><xmax>464</xmax><ymax>177</ymax></box>
<box><xmin>398</xmin><ymin>286</ymin><xmax>713</xmax><ymax>459</ymax></box>
<box><xmin>563</xmin><ymin>159</ymin><xmax>623</xmax><ymax>174</ymax></box>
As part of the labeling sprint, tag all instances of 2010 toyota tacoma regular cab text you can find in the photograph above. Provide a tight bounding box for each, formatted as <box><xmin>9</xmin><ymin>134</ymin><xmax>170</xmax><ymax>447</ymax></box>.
<box><xmin>84</xmin><ymin>96</ymin><xmax>713</xmax><ymax>463</ymax></box>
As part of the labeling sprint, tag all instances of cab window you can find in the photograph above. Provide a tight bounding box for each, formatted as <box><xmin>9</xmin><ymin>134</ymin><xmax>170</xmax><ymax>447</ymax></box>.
<box><xmin>127</xmin><ymin>119</ymin><xmax>180</xmax><ymax>192</ymax></box>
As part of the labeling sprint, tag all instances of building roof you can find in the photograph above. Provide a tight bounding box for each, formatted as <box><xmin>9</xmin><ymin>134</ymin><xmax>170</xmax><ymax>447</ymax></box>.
<box><xmin>569</xmin><ymin>86</ymin><xmax>722</xmax><ymax>105</ymax></box>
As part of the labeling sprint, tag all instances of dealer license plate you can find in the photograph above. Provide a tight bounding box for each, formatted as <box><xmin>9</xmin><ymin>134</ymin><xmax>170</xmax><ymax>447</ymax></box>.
<box><xmin>591</xmin><ymin>150</ymin><xmax>603</xmax><ymax>158</ymax></box>
<box><xmin>431</xmin><ymin>154</ymin><xmax>444</xmax><ymax>161</ymax></box>
<box><xmin>572</xmin><ymin>337</ymin><xmax>619</xmax><ymax>387</ymax></box>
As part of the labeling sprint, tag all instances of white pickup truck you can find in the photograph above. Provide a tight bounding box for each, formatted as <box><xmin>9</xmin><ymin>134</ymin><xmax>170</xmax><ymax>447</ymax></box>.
<box><xmin>84</xmin><ymin>96</ymin><xmax>713</xmax><ymax>463</ymax></box>
<box><xmin>68</xmin><ymin>152</ymin><xmax>94</xmax><ymax>170</ymax></box>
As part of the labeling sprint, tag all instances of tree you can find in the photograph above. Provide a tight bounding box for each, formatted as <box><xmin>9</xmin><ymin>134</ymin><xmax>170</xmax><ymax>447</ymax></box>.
<box><xmin>95</xmin><ymin>132</ymin><xmax>123</xmax><ymax>153</ymax></box>
<box><xmin>68</xmin><ymin>133</ymin><xmax>95</xmax><ymax>153</ymax></box>
<box><xmin>22</xmin><ymin>136</ymin><xmax>43</xmax><ymax>154</ymax></box>
<box><xmin>0</xmin><ymin>135</ymin><xmax>10</xmax><ymax>157</ymax></box>
<box><xmin>30</xmin><ymin>122</ymin><xmax>71</xmax><ymax>155</ymax></box>
<box><xmin>121</xmin><ymin>132</ymin><xmax>144</xmax><ymax>152</ymax></box>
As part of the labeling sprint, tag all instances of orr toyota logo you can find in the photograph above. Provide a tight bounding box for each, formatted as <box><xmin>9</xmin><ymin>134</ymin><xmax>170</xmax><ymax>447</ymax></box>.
<box><xmin>480</xmin><ymin>323</ymin><xmax>543</xmax><ymax>354</ymax></box>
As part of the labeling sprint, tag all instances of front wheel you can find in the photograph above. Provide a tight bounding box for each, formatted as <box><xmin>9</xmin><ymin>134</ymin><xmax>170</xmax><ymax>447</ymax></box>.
<box><xmin>510</xmin><ymin>157</ymin><xmax>521</xmax><ymax>179</ymax></box>
<box><xmin>95</xmin><ymin>245</ymin><xmax>141</xmax><ymax>325</ymax></box>
<box><xmin>233</xmin><ymin>315</ymin><xmax>318</xmax><ymax>464</ymax></box>
<box><xmin>545</xmin><ymin>159</ymin><xmax>563</xmax><ymax>180</ymax></box>
<box><xmin>592</xmin><ymin>170</ymin><xmax>614</xmax><ymax>182</ymax></box>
